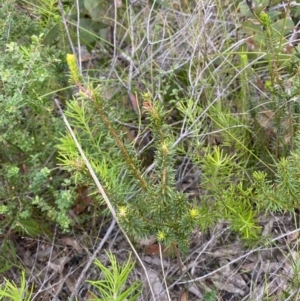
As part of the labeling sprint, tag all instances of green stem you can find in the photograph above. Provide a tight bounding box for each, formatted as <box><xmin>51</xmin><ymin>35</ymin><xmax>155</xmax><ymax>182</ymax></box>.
<box><xmin>78</xmin><ymin>84</ymin><xmax>148</xmax><ymax>191</ymax></box>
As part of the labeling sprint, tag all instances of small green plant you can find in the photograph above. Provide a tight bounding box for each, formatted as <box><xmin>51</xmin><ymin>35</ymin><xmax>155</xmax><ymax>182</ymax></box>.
<box><xmin>252</xmin><ymin>135</ymin><xmax>300</xmax><ymax>212</ymax></box>
<box><xmin>0</xmin><ymin>271</ymin><xmax>33</xmax><ymax>301</ymax></box>
<box><xmin>87</xmin><ymin>251</ymin><xmax>141</xmax><ymax>301</ymax></box>
<box><xmin>203</xmin><ymin>290</ymin><xmax>217</xmax><ymax>301</ymax></box>
<box><xmin>194</xmin><ymin>146</ymin><xmax>261</xmax><ymax>240</ymax></box>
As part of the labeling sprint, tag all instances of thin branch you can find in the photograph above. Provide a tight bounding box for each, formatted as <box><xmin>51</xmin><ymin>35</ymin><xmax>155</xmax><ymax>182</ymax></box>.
<box><xmin>176</xmin><ymin>226</ymin><xmax>300</xmax><ymax>285</ymax></box>
<box><xmin>70</xmin><ymin>219</ymin><xmax>116</xmax><ymax>300</ymax></box>
<box><xmin>57</xmin><ymin>0</ymin><xmax>76</xmax><ymax>56</ymax></box>
<box><xmin>75</xmin><ymin>0</ymin><xmax>82</xmax><ymax>74</ymax></box>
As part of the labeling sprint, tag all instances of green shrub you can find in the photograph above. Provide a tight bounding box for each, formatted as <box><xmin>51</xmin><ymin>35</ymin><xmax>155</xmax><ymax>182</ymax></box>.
<box><xmin>55</xmin><ymin>0</ymin><xmax>300</xmax><ymax>247</ymax></box>
<box><xmin>0</xmin><ymin>0</ymin><xmax>73</xmax><ymax>235</ymax></box>
<box><xmin>6</xmin><ymin>0</ymin><xmax>300</xmax><ymax>250</ymax></box>
<box><xmin>57</xmin><ymin>55</ymin><xmax>199</xmax><ymax>251</ymax></box>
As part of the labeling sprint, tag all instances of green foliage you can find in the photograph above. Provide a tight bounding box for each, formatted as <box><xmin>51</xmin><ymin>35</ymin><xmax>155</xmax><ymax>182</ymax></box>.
<box><xmin>56</xmin><ymin>0</ymin><xmax>300</xmax><ymax>244</ymax></box>
<box><xmin>203</xmin><ymin>291</ymin><xmax>217</xmax><ymax>301</ymax></box>
<box><xmin>0</xmin><ymin>0</ymin><xmax>73</xmax><ymax>235</ymax></box>
<box><xmin>87</xmin><ymin>251</ymin><xmax>141</xmax><ymax>301</ymax></box>
<box><xmin>6</xmin><ymin>0</ymin><xmax>300</xmax><ymax>249</ymax></box>
<box><xmin>280</xmin><ymin>250</ymin><xmax>300</xmax><ymax>300</ymax></box>
<box><xmin>190</xmin><ymin>3</ymin><xmax>300</xmax><ymax>236</ymax></box>
<box><xmin>0</xmin><ymin>0</ymin><xmax>39</xmax><ymax>44</ymax></box>
<box><xmin>0</xmin><ymin>271</ymin><xmax>33</xmax><ymax>301</ymax></box>
<box><xmin>252</xmin><ymin>136</ymin><xmax>300</xmax><ymax>212</ymax></box>
<box><xmin>19</xmin><ymin>0</ymin><xmax>69</xmax><ymax>49</ymax></box>
<box><xmin>0</xmin><ymin>240</ymin><xmax>17</xmax><ymax>274</ymax></box>
<box><xmin>190</xmin><ymin>1</ymin><xmax>300</xmax><ymax>242</ymax></box>
<box><xmin>194</xmin><ymin>146</ymin><xmax>261</xmax><ymax>240</ymax></box>
<box><xmin>6</xmin><ymin>1</ymin><xmax>300</xmax><ymax>299</ymax></box>
<box><xmin>207</xmin><ymin>102</ymin><xmax>253</xmax><ymax>164</ymax></box>
<box><xmin>8</xmin><ymin>0</ymin><xmax>300</xmax><ymax>258</ymax></box>
<box><xmin>239</xmin><ymin>0</ymin><xmax>294</xmax><ymax>59</ymax></box>
<box><xmin>56</xmin><ymin>56</ymin><xmax>200</xmax><ymax>251</ymax></box>
<box><xmin>236</xmin><ymin>1</ymin><xmax>300</xmax><ymax>158</ymax></box>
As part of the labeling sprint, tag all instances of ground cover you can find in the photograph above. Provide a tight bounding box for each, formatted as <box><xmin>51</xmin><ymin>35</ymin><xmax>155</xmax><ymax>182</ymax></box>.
<box><xmin>2</xmin><ymin>0</ymin><xmax>300</xmax><ymax>300</ymax></box>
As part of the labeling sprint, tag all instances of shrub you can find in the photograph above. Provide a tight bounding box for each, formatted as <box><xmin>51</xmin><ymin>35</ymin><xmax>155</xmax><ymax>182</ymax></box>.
<box><xmin>0</xmin><ymin>0</ymin><xmax>73</xmax><ymax>235</ymax></box>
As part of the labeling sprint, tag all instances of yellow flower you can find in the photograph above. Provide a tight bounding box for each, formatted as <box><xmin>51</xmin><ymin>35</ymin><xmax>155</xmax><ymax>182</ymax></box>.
<box><xmin>118</xmin><ymin>206</ymin><xmax>128</xmax><ymax>217</ymax></box>
<box><xmin>259</xmin><ymin>11</ymin><xmax>271</xmax><ymax>27</ymax></box>
<box><xmin>66</xmin><ymin>53</ymin><xmax>80</xmax><ymax>83</ymax></box>
<box><xmin>142</xmin><ymin>91</ymin><xmax>152</xmax><ymax>102</ymax></box>
<box><xmin>189</xmin><ymin>208</ymin><xmax>199</xmax><ymax>219</ymax></box>
<box><xmin>157</xmin><ymin>230</ymin><xmax>166</xmax><ymax>242</ymax></box>
<box><xmin>161</xmin><ymin>142</ymin><xmax>169</xmax><ymax>155</ymax></box>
